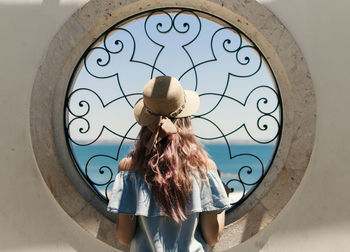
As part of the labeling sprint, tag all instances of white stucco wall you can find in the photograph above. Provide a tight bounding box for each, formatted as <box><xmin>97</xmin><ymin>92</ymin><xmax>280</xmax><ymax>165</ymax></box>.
<box><xmin>0</xmin><ymin>0</ymin><xmax>349</xmax><ymax>251</ymax></box>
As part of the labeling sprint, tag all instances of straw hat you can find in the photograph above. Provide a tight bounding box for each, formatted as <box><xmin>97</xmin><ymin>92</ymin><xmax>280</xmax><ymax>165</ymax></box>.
<box><xmin>134</xmin><ymin>76</ymin><xmax>200</xmax><ymax>126</ymax></box>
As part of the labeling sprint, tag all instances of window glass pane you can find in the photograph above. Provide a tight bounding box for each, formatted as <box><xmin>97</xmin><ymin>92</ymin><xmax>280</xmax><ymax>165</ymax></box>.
<box><xmin>65</xmin><ymin>9</ymin><xmax>282</xmax><ymax>209</ymax></box>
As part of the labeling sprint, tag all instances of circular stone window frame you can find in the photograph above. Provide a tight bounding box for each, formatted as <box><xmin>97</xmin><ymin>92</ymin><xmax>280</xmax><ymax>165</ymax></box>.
<box><xmin>30</xmin><ymin>0</ymin><xmax>316</xmax><ymax>250</ymax></box>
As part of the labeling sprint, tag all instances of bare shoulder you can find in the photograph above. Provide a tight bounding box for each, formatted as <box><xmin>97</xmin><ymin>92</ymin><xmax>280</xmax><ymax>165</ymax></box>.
<box><xmin>118</xmin><ymin>156</ymin><xmax>135</xmax><ymax>172</ymax></box>
<box><xmin>207</xmin><ymin>159</ymin><xmax>218</xmax><ymax>171</ymax></box>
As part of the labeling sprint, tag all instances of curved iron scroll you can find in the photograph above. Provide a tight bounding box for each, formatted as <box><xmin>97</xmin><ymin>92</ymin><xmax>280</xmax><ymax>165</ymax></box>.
<box><xmin>64</xmin><ymin>9</ymin><xmax>282</xmax><ymax>211</ymax></box>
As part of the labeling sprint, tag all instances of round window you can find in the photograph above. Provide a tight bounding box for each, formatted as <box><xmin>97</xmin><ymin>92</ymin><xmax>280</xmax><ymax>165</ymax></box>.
<box><xmin>31</xmin><ymin>0</ymin><xmax>315</xmax><ymax>249</ymax></box>
<box><xmin>64</xmin><ymin>9</ymin><xmax>282</xmax><ymax>214</ymax></box>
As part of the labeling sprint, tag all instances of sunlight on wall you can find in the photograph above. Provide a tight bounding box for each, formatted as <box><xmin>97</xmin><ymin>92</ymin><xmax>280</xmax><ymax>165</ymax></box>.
<box><xmin>60</xmin><ymin>0</ymin><xmax>88</xmax><ymax>4</ymax></box>
<box><xmin>257</xmin><ymin>219</ymin><xmax>350</xmax><ymax>252</ymax></box>
<box><xmin>256</xmin><ymin>0</ymin><xmax>278</xmax><ymax>4</ymax></box>
<box><xmin>0</xmin><ymin>0</ymin><xmax>88</xmax><ymax>5</ymax></box>
<box><xmin>3</xmin><ymin>244</ymin><xmax>78</xmax><ymax>252</ymax></box>
<box><xmin>0</xmin><ymin>0</ymin><xmax>43</xmax><ymax>4</ymax></box>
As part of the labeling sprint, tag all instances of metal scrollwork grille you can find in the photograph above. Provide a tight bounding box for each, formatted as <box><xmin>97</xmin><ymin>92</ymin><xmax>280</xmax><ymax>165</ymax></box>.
<box><xmin>64</xmin><ymin>9</ymin><xmax>282</xmax><ymax>211</ymax></box>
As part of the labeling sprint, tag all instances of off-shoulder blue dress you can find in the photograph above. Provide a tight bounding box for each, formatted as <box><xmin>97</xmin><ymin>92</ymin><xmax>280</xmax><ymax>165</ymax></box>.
<box><xmin>107</xmin><ymin>170</ymin><xmax>230</xmax><ymax>252</ymax></box>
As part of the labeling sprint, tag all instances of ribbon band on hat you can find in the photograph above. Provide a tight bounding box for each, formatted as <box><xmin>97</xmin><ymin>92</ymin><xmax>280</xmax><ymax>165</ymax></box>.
<box><xmin>144</xmin><ymin>92</ymin><xmax>187</xmax><ymax>119</ymax></box>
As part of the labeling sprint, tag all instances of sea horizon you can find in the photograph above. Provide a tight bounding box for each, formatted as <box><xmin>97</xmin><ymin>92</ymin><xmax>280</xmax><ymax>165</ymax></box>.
<box><xmin>70</xmin><ymin>142</ymin><xmax>277</xmax><ymax>203</ymax></box>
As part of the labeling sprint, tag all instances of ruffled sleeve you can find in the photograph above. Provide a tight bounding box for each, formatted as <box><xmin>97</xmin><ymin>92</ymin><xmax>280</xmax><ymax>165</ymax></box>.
<box><xmin>189</xmin><ymin>170</ymin><xmax>231</xmax><ymax>213</ymax></box>
<box><xmin>107</xmin><ymin>170</ymin><xmax>230</xmax><ymax>216</ymax></box>
<box><xmin>107</xmin><ymin>171</ymin><xmax>162</xmax><ymax>216</ymax></box>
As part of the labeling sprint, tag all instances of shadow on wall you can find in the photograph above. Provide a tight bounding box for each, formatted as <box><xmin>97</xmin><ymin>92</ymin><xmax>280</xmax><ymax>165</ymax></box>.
<box><xmin>0</xmin><ymin>2</ymin><xmax>119</xmax><ymax>252</ymax></box>
<box><xmin>0</xmin><ymin>0</ymin><xmax>85</xmax><ymax>85</ymax></box>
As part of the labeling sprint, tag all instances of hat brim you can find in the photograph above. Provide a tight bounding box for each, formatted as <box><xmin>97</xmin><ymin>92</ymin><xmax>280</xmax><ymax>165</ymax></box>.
<box><xmin>134</xmin><ymin>90</ymin><xmax>200</xmax><ymax>126</ymax></box>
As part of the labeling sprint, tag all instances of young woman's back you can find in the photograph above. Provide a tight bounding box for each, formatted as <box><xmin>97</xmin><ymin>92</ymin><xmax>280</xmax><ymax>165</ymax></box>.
<box><xmin>108</xmin><ymin>157</ymin><xmax>228</xmax><ymax>251</ymax></box>
<box><xmin>107</xmin><ymin>76</ymin><xmax>230</xmax><ymax>251</ymax></box>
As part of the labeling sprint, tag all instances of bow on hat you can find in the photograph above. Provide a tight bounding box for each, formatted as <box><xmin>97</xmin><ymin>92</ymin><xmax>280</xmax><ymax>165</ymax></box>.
<box><xmin>145</xmin><ymin>116</ymin><xmax>178</xmax><ymax>155</ymax></box>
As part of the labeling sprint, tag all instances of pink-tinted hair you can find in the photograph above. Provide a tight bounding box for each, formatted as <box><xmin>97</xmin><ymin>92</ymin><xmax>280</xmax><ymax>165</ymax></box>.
<box><xmin>130</xmin><ymin>117</ymin><xmax>209</xmax><ymax>222</ymax></box>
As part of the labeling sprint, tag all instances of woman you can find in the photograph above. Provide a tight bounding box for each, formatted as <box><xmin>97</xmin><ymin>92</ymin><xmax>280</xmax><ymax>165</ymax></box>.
<box><xmin>107</xmin><ymin>76</ymin><xmax>230</xmax><ymax>251</ymax></box>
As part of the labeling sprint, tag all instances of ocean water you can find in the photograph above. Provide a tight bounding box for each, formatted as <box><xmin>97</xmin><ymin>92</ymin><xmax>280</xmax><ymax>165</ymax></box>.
<box><xmin>70</xmin><ymin>142</ymin><xmax>276</xmax><ymax>203</ymax></box>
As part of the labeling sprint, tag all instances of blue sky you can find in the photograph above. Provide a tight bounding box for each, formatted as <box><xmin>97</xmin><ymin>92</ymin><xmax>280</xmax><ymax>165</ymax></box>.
<box><xmin>66</xmin><ymin>11</ymin><xmax>281</xmax><ymax>146</ymax></box>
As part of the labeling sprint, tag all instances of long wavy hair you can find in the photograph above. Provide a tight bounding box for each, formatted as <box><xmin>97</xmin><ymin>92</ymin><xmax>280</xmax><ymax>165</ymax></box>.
<box><xmin>130</xmin><ymin>117</ymin><xmax>209</xmax><ymax>223</ymax></box>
